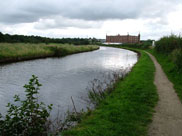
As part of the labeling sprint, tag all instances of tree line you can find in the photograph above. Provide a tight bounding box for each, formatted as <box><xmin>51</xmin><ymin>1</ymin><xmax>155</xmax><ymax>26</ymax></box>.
<box><xmin>0</xmin><ymin>32</ymin><xmax>99</xmax><ymax>45</ymax></box>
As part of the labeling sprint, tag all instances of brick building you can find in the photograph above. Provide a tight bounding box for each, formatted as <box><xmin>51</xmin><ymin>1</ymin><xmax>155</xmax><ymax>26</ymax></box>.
<box><xmin>106</xmin><ymin>33</ymin><xmax>140</xmax><ymax>44</ymax></box>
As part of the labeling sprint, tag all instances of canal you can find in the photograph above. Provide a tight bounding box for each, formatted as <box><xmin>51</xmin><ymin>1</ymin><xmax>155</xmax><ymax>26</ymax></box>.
<box><xmin>0</xmin><ymin>46</ymin><xmax>137</xmax><ymax>116</ymax></box>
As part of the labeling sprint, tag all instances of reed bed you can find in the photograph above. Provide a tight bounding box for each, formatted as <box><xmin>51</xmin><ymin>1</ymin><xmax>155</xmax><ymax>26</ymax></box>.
<box><xmin>0</xmin><ymin>43</ymin><xmax>99</xmax><ymax>63</ymax></box>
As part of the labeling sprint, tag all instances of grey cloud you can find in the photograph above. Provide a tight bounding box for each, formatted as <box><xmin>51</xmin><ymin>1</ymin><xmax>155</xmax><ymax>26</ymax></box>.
<box><xmin>0</xmin><ymin>0</ymin><xmax>180</xmax><ymax>25</ymax></box>
<box><xmin>34</xmin><ymin>16</ymin><xmax>103</xmax><ymax>29</ymax></box>
<box><xmin>1</xmin><ymin>12</ymin><xmax>38</xmax><ymax>24</ymax></box>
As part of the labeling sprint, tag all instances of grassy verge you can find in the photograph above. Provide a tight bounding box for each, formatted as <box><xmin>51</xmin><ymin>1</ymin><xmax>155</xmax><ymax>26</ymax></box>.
<box><xmin>148</xmin><ymin>49</ymin><xmax>182</xmax><ymax>102</ymax></box>
<box><xmin>0</xmin><ymin>43</ymin><xmax>99</xmax><ymax>63</ymax></box>
<box><xmin>62</xmin><ymin>48</ymin><xmax>158</xmax><ymax>136</ymax></box>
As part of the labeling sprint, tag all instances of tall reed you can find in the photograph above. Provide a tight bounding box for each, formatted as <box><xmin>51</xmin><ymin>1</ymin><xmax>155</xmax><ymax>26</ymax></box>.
<box><xmin>0</xmin><ymin>43</ymin><xmax>99</xmax><ymax>62</ymax></box>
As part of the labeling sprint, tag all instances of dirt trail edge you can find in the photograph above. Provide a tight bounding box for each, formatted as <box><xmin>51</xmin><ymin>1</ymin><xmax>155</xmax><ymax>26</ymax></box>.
<box><xmin>146</xmin><ymin>52</ymin><xmax>182</xmax><ymax>136</ymax></box>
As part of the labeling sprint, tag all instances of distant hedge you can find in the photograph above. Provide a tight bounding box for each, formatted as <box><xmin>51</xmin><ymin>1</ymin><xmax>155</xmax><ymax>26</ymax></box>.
<box><xmin>0</xmin><ymin>32</ymin><xmax>99</xmax><ymax>45</ymax></box>
<box><xmin>117</xmin><ymin>40</ymin><xmax>153</xmax><ymax>49</ymax></box>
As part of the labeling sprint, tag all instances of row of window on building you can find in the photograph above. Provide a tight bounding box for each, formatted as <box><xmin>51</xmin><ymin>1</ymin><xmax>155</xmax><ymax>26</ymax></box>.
<box><xmin>106</xmin><ymin>34</ymin><xmax>140</xmax><ymax>44</ymax></box>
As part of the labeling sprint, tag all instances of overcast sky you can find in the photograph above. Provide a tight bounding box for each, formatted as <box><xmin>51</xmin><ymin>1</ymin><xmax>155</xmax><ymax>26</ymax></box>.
<box><xmin>0</xmin><ymin>0</ymin><xmax>181</xmax><ymax>40</ymax></box>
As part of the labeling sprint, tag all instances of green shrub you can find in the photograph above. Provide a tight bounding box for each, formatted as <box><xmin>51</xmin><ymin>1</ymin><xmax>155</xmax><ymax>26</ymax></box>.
<box><xmin>171</xmin><ymin>49</ymin><xmax>182</xmax><ymax>71</ymax></box>
<box><xmin>0</xmin><ymin>75</ymin><xmax>52</xmax><ymax>136</ymax></box>
<box><xmin>155</xmin><ymin>34</ymin><xmax>182</xmax><ymax>54</ymax></box>
<box><xmin>154</xmin><ymin>34</ymin><xmax>182</xmax><ymax>72</ymax></box>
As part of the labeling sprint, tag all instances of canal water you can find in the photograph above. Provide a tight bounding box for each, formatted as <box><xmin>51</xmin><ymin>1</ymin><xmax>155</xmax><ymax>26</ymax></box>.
<box><xmin>0</xmin><ymin>47</ymin><xmax>137</xmax><ymax>116</ymax></box>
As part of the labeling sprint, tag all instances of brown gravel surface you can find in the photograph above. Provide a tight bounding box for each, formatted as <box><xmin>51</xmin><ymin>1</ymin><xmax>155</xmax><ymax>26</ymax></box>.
<box><xmin>147</xmin><ymin>52</ymin><xmax>182</xmax><ymax>136</ymax></box>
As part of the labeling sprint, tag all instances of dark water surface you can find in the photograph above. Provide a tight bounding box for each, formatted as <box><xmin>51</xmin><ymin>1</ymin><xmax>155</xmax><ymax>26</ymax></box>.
<box><xmin>0</xmin><ymin>47</ymin><xmax>137</xmax><ymax>116</ymax></box>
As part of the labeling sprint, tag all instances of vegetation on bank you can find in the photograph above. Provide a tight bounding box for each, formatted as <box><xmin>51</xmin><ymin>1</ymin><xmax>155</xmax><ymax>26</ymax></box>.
<box><xmin>0</xmin><ymin>32</ymin><xmax>100</xmax><ymax>45</ymax></box>
<box><xmin>155</xmin><ymin>34</ymin><xmax>182</xmax><ymax>54</ymax></box>
<box><xmin>122</xmin><ymin>40</ymin><xmax>153</xmax><ymax>49</ymax></box>
<box><xmin>0</xmin><ymin>43</ymin><xmax>99</xmax><ymax>63</ymax></box>
<box><xmin>148</xmin><ymin>34</ymin><xmax>182</xmax><ymax>102</ymax></box>
<box><xmin>62</xmin><ymin>49</ymin><xmax>158</xmax><ymax>136</ymax></box>
<box><xmin>0</xmin><ymin>75</ymin><xmax>52</xmax><ymax>135</ymax></box>
<box><xmin>101</xmin><ymin>39</ymin><xmax>153</xmax><ymax>49</ymax></box>
<box><xmin>155</xmin><ymin>34</ymin><xmax>182</xmax><ymax>71</ymax></box>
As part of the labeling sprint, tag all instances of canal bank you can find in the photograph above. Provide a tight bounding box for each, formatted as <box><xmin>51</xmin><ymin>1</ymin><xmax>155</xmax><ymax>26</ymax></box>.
<box><xmin>62</xmin><ymin>48</ymin><xmax>158</xmax><ymax>136</ymax></box>
<box><xmin>0</xmin><ymin>43</ymin><xmax>99</xmax><ymax>64</ymax></box>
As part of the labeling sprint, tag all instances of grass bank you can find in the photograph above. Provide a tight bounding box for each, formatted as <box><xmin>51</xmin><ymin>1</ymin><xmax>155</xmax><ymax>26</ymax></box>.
<box><xmin>148</xmin><ymin>49</ymin><xmax>182</xmax><ymax>102</ymax></box>
<box><xmin>0</xmin><ymin>43</ymin><xmax>99</xmax><ymax>64</ymax></box>
<box><xmin>62</xmin><ymin>48</ymin><xmax>158</xmax><ymax>136</ymax></box>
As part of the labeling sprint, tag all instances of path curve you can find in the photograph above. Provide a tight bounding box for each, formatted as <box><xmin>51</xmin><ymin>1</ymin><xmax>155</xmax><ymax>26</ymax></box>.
<box><xmin>146</xmin><ymin>52</ymin><xmax>182</xmax><ymax>136</ymax></box>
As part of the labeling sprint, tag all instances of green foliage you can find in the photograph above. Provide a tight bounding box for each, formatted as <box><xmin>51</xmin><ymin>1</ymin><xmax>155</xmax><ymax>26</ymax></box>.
<box><xmin>0</xmin><ymin>75</ymin><xmax>52</xmax><ymax>136</ymax></box>
<box><xmin>48</xmin><ymin>44</ymin><xmax>99</xmax><ymax>57</ymax></box>
<box><xmin>154</xmin><ymin>34</ymin><xmax>182</xmax><ymax>72</ymax></box>
<box><xmin>155</xmin><ymin>34</ymin><xmax>182</xmax><ymax>54</ymax></box>
<box><xmin>62</xmin><ymin>50</ymin><xmax>158</xmax><ymax>136</ymax></box>
<box><xmin>171</xmin><ymin>49</ymin><xmax>182</xmax><ymax>71</ymax></box>
<box><xmin>123</xmin><ymin>40</ymin><xmax>152</xmax><ymax>49</ymax></box>
<box><xmin>0</xmin><ymin>32</ymin><xmax>102</xmax><ymax>45</ymax></box>
<box><xmin>104</xmin><ymin>40</ymin><xmax>152</xmax><ymax>49</ymax></box>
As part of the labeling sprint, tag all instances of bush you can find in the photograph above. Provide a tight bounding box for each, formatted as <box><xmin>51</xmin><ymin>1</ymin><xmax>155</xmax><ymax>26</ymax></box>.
<box><xmin>155</xmin><ymin>34</ymin><xmax>182</xmax><ymax>54</ymax></box>
<box><xmin>0</xmin><ymin>75</ymin><xmax>52</xmax><ymax>136</ymax></box>
<box><xmin>171</xmin><ymin>49</ymin><xmax>182</xmax><ymax>71</ymax></box>
<box><xmin>154</xmin><ymin>34</ymin><xmax>182</xmax><ymax>72</ymax></box>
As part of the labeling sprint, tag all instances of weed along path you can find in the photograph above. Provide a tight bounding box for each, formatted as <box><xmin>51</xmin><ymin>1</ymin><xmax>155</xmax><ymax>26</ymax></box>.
<box><xmin>147</xmin><ymin>52</ymin><xmax>182</xmax><ymax>136</ymax></box>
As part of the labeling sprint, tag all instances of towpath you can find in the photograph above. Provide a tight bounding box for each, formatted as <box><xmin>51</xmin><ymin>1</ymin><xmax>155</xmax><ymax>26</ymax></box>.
<box><xmin>147</xmin><ymin>52</ymin><xmax>182</xmax><ymax>136</ymax></box>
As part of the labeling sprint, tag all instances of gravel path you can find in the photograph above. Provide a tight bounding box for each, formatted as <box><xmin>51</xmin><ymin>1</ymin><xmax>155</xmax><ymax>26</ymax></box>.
<box><xmin>147</xmin><ymin>52</ymin><xmax>182</xmax><ymax>136</ymax></box>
